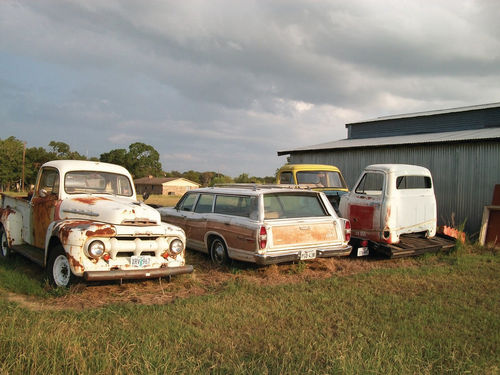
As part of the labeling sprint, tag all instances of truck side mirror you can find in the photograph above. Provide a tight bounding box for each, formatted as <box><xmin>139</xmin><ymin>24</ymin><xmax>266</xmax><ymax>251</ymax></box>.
<box><xmin>142</xmin><ymin>191</ymin><xmax>150</xmax><ymax>201</ymax></box>
<box><xmin>39</xmin><ymin>188</ymin><xmax>48</xmax><ymax>198</ymax></box>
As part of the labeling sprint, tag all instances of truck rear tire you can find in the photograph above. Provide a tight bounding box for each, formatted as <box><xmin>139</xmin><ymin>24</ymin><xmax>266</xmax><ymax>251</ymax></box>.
<box><xmin>47</xmin><ymin>245</ymin><xmax>76</xmax><ymax>287</ymax></box>
<box><xmin>0</xmin><ymin>226</ymin><xmax>11</xmax><ymax>258</ymax></box>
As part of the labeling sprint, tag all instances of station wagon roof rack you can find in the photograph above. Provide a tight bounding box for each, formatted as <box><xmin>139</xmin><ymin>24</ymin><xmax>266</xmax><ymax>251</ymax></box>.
<box><xmin>214</xmin><ymin>183</ymin><xmax>313</xmax><ymax>190</ymax></box>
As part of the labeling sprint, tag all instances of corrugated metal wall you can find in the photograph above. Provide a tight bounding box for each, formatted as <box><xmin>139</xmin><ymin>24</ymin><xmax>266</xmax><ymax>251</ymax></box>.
<box><xmin>289</xmin><ymin>141</ymin><xmax>500</xmax><ymax>235</ymax></box>
<box><xmin>348</xmin><ymin>107</ymin><xmax>500</xmax><ymax>139</ymax></box>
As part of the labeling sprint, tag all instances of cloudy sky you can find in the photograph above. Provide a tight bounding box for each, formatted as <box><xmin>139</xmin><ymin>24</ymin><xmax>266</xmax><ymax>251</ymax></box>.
<box><xmin>1</xmin><ymin>1</ymin><xmax>499</xmax><ymax>177</ymax></box>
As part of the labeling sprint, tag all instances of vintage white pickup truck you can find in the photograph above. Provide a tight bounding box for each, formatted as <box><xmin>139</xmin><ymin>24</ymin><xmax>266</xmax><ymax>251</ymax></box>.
<box><xmin>0</xmin><ymin>160</ymin><xmax>193</xmax><ymax>287</ymax></box>
<box><xmin>339</xmin><ymin>164</ymin><xmax>455</xmax><ymax>257</ymax></box>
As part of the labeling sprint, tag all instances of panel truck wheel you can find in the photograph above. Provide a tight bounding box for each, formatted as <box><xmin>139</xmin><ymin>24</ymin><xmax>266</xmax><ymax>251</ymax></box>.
<box><xmin>47</xmin><ymin>245</ymin><xmax>76</xmax><ymax>287</ymax></box>
<box><xmin>0</xmin><ymin>226</ymin><xmax>11</xmax><ymax>258</ymax></box>
<box><xmin>210</xmin><ymin>238</ymin><xmax>229</xmax><ymax>266</ymax></box>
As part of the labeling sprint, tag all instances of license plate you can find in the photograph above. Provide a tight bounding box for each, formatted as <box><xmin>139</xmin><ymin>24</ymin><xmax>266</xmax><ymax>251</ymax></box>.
<box><xmin>300</xmin><ymin>250</ymin><xmax>316</xmax><ymax>260</ymax></box>
<box><xmin>357</xmin><ymin>247</ymin><xmax>369</xmax><ymax>257</ymax></box>
<box><xmin>131</xmin><ymin>255</ymin><xmax>151</xmax><ymax>267</ymax></box>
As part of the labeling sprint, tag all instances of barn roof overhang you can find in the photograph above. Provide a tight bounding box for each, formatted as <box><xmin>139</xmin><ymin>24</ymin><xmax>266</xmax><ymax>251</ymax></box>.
<box><xmin>277</xmin><ymin>127</ymin><xmax>500</xmax><ymax>156</ymax></box>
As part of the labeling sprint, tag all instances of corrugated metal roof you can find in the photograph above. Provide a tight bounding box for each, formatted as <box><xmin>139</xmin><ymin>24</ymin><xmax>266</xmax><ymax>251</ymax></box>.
<box><xmin>277</xmin><ymin>127</ymin><xmax>500</xmax><ymax>155</ymax></box>
<box><xmin>347</xmin><ymin>101</ymin><xmax>500</xmax><ymax>126</ymax></box>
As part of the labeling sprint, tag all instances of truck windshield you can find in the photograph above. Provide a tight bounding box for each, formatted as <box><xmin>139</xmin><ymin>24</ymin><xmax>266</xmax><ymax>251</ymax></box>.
<box><xmin>296</xmin><ymin>171</ymin><xmax>346</xmax><ymax>188</ymax></box>
<box><xmin>65</xmin><ymin>171</ymin><xmax>133</xmax><ymax>197</ymax></box>
<box><xmin>263</xmin><ymin>193</ymin><xmax>328</xmax><ymax>219</ymax></box>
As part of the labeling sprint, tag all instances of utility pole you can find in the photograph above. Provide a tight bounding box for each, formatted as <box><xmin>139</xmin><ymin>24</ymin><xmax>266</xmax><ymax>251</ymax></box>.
<box><xmin>22</xmin><ymin>141</ymin><xmax>26</xmax><ymax>191</ymax></box>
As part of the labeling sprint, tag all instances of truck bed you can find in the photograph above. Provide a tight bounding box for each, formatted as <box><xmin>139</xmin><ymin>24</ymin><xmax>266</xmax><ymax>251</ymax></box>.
<box><xmin>372</xmin><ymin>233</ymin><xmax>456</xmax><ymax>258</ymax></box>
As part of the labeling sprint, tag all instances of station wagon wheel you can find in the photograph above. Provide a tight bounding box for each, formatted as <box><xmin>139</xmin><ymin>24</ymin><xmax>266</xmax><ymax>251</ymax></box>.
<box><xmin>0</xmin><ymin>226</ymin><xmax>11</xmax><ymax>258</ymax></box>
<box><xmin>210</xmin><ymin>238</ymin><xmax>229</xmax><ymax>266</ymax></box>
<box><xmin>47</xmin><ymin>245</ymin><xmax>76</xmax><ymax>287</ymax></box>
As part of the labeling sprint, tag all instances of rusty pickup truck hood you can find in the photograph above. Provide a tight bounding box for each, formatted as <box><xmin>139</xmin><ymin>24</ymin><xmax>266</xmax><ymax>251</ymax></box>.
<box><xmin>59</xmin><ymin>195</ymin><xmax>160</xmax><ymax>225</ymax></box>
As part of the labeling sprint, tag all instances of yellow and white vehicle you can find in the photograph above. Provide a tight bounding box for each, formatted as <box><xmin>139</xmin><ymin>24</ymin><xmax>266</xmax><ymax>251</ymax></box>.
<box><xmin>276</xmin><ymin>164</ymin><xmax>349</xmax><ymax>212</ymax></box>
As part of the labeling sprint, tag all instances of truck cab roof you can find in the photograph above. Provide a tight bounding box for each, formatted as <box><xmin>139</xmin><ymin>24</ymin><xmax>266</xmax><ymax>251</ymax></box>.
<box><xmin>364</xmin><ymin>164</ymin><xmax>431</xmax><ymax>176</ymax></box>
<box><xmin>42</xmin><ymin>160</ymin><xmax>132</xmax><ymax>177</ymax></box>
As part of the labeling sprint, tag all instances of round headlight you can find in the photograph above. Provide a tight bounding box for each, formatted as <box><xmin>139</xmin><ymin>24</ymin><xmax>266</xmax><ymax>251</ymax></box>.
<box><xmin>88</xmin><ymin>240</ymin><xmax>105</xmax><ymax>258</ymax></box>
<box><xmin>169</xmin><ymin>239</ymin><xmax>184</xmax><ymax>255</ymax></box>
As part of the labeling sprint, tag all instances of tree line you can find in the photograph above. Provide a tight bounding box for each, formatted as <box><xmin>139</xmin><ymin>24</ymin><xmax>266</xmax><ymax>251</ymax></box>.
<box><xmin>0</xmin><ymin>137</ymin><xmax>275</xmax><ymax>191</ymax></box>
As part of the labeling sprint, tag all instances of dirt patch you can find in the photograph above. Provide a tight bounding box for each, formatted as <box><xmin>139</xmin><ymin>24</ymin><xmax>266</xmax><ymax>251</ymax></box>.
<box><xmin>5</xmin><ymin>252</ymin><xmax>428</xmax><ymax>311</ymax></box>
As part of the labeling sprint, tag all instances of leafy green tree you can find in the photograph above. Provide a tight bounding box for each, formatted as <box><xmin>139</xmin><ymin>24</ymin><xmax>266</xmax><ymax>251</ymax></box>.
<box><xmin>183</xmin><ymin>170</ymin><xmax>201</xmax><ymax>185</ymax></box>
<box><xmin>48</xmin><ymin>141</ymin><xmax>86</xmax><ymax>160</ymax></box>
<box><xmin>210</xmin><ymin>175</ymin><xmax>233</xmax><ymax>186</ymax></box>
<box><xmin>25</xmin><ymin>146</ymin><xmax>51</xmax><ymax>186</ymax></box>
<box><xmin>201</xmin><ymin>171</ymin><xmax>215</xmax><ymax>186</ymax></box>
<box><xmin>100</xmin><ymin>143</ymin><xmax>163</xmax><ymax>178</ymax></box>
<box><xmin>100</xmin><ymin>148</ymin><xmax>129</xmax><ymax>167</ymax></box>
<box><xmin>235</xmin><ymin>173</ymin><xmax>252</xmax><ymax>183</ymax></box>
<box><xmin>0</xmin><ymin>137</ymin><xmax>23</xmax><ymax>191</ymax></box>
<box><xmin>127</xmin><ymin>142</ymin><xmax>162</xmax><ymax>178</ymax></box>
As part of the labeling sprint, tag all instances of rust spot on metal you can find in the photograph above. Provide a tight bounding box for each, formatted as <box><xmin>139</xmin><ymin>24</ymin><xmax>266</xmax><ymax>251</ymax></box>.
<box><xmin>67</xmin><ymin>252</ymin><xmax>84</xmax><ymax>273</ymax></box>
<box><xmin>86</xmin><ymin>226</ymin><xmax>116</xmax><ymax>237</ymax></box>
<box><xmin>72</xmin><ymin>197</ymin><xmax>111</xmax><ymax>205</ymax></box>
<box><xmin>56</xmin><ymin>220</ymin><xmax>116</xmax><ymax>244</ymax></box>
<box><xmin>32</xmin><ymin>195</ymin><xmax>59</xmax><ymax>249</ymax></box>
<box><xmin>57</xmin><ymin>220</ymin><xmax>94</xmax><ymax>245</ymax></box>
<box><xmin>0</xmin><ymin>206</ymin><xmax>15</xmax><ymax>222</ymax></box>
<box><xmin>385</xmin><ymin>206</ymin><xmax>391</xmax><ymax>222</ymax></box>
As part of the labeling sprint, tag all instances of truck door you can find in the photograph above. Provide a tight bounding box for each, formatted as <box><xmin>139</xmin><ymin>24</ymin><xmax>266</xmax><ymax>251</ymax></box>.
<box><xmin>394</xmin><ymin>175</ymin><xmax>435</xmax><ymax>233</ymax></box>
<box><xmin>31</xmin><ymin>167</ymin><xmax>60</xmax><ymax>249</ymax></box>
<box><xmin>347</xmin><ymin>171</ymin><xmax>385</xmax><ymax>241</ymax></box>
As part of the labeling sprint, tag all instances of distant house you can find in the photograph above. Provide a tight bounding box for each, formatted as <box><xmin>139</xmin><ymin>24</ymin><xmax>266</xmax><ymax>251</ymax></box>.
<box><xmin>134</xmin><ymin>176</ymin><xmax>200</xmax><ymax>196</ymax></box>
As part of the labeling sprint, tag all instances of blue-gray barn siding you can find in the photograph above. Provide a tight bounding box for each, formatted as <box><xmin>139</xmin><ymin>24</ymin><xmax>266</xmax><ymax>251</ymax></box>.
<box><xmin>348</xmin><ymin>107</ymin><xmax>500</xmax><ymax>139</ymax></box>
<box><xmin>288</xmin><ymin>141</ymin><xmax>500</xmax><ymax>235</ymax></box>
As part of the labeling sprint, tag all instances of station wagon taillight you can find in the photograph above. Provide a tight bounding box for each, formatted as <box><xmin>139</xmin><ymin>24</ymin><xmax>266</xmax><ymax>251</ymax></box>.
<box><xmin>344</xmin><ymin>220</ymin><xmax>351</xmax><ymax>242</ymax></box>
<box><xmin>259</xmin><ymin>226</ymin><xmax>267</xmax><ymax>249</ymax></box>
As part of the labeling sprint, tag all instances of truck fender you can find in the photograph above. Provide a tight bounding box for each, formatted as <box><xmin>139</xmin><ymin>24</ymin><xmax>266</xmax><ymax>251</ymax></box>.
<box><xmin>45</xmin><ymin>220</ymin><xmax>116</xmax><ymax>273</ymax></box>
<box><xmin>0</xmin><ymin>206</ymin><xmax>23</xmax><ymax>247</ymax></box>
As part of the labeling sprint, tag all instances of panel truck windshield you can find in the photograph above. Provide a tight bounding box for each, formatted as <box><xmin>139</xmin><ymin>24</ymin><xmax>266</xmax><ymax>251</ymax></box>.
<box><xmin>264</xmin><ymin>193</ymin><xmax>328</xmax><ymax>219</ymax></box>
<box><xmin>296</xmin><ymin>171</ymin><xmax>346</xmax><ymax>188</ymax></box>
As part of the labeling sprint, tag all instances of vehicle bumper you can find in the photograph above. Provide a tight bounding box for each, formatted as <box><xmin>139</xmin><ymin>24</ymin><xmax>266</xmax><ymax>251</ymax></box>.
<box><xmin>83</xmin><ymin>265</ymin><xmax>194</xmax><ymax>281</ymax></box>
<box><xmin>254</xmin><ymin>245</ymin><xmax>352</xmax><ymax>265</ymax></box>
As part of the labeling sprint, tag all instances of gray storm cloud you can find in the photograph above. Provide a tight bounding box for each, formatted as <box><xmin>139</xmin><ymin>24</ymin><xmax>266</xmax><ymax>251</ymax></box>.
<box><xmin>1</xmin><ymin>0</ymin><xmax>499</xmax><ymax>176</ymax></box>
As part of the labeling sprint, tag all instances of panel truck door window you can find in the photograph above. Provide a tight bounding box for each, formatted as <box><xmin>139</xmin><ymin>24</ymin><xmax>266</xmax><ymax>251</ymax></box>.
<box><xmin>349</xmin><ymin>172</ymin><xmax>385</xmax><ymax>236</ymax></box>
<box><xmin>32</xmin><ymin>167</ymin><xmax>60</xmax><ymax>249</ymax></box>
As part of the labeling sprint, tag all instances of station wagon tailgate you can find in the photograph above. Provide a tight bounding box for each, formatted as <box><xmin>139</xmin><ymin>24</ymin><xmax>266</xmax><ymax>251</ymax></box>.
<box><xmin>268</xmin><ymin>219</ymin><xmax>340</xmax><ymax>248</ymax></box>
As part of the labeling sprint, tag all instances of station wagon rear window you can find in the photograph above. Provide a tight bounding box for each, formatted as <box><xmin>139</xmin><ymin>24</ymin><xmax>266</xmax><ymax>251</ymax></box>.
<box><xmin>263</xmin><ymin>193</ymin><xmax>328</xmax><ymax>219</ymax></box>
<box><xmin>396</xmin><ymin>175</ymin><xmax>432</xmax><ymax>189</ymax></box>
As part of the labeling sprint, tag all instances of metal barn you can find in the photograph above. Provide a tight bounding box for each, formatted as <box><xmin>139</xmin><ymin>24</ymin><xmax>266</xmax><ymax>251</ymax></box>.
<box><xmin>278</xmin><ymin>103</ymin><xmax>500</xmax><ymax>235</ymax></box>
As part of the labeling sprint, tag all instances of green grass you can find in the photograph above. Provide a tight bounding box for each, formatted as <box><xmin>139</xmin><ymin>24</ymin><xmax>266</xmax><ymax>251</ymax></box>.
<box><xmin>0</xmin><ymin>251</ymin><xmax>499</xmax><ymax>374</ymax></box>
<box><xmin>141</xmin><ymin>194</ymin><xmax>181</xmax><ymax>207</ymax></box>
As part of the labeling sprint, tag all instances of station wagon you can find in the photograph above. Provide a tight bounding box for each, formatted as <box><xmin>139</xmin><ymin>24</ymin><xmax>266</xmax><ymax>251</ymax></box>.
<box><xmin>158</xmin><ymin>186</ymin><xmax>352</xmax><ymax>265</ymax></box>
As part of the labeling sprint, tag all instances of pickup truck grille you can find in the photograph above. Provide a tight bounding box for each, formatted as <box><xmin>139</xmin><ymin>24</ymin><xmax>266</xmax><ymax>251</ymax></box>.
<box><xmin>98</xmin><ymin>237</ymin><xmax>173</xmax><ymax>260</ymax></box>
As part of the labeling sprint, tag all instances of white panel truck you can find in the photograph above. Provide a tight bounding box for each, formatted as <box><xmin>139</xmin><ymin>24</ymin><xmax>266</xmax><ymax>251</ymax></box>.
<box><xmin>339</xmin><ymin>164</ymin><xmax>455</xmax><ymax>258</ymax></box>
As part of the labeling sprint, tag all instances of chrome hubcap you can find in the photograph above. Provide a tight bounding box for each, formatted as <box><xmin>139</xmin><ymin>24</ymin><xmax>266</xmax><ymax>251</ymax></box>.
<box><xmin>213</xmin><ymin>242</ymin><xmax>225</xmax><ymax>263</ymax></box>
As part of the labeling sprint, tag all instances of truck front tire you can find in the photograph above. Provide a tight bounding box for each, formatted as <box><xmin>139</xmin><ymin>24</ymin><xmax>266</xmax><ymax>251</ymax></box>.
<box><xmin>0</xmin><ymin>226</ymin><xmax>11</xmax><ymax>258</ymax></box>
<box><xmin>47</xmin><ymin>245</ymin><xmax>75</xmax><ymax>287</ymax></box>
